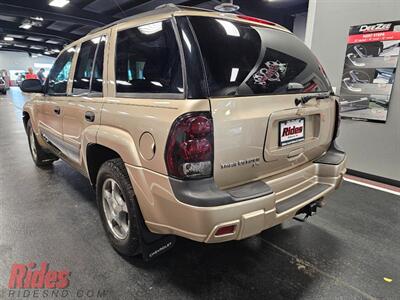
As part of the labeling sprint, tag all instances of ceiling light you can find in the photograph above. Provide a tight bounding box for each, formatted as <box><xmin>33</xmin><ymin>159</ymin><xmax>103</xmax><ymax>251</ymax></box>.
<box><xmin>46</xmin><ymin>40</ymin><xmax>61</xmax><ymax>44</ymax></box>
<box><xmin>4</xmin><ymin>37</ymin><xmax>14</xmax><ymax>41</ymax></box>
<box><xmin>0</xmin><ymin>45</ymin><xmax>2</xmax><ymax>48</ymax></box>
<box><xmin>8</xmin><ymin>34</ymin><xmax>24</xmax><ymax>38</ymax></box>
<box><xmin>27</xmin><ymin>37</ymin><xmax>44</xmax><ymax>42</ymax></box>
<box><xmin>138</xmin><ymin>22</ymin><xmax>162</xmax><ymax>35</ymax></box>
<box><xmin>31</xmin><ymin>16</ymin><xmax>44</xmax><ymax>21</ymax></box>
<box><xmin>49</xmin><ymin>0</ymin><xmax>70</xmax><ymax>8</ymax></box>
<box><xmin>19</xmin><ymin>23</ymin><xmax>32</xmax><ymax>30</ymax></box>
<box><xmin>52</xmin><ymin>49</ymin><xmax>60</xmax><ymax>53</ymax></box>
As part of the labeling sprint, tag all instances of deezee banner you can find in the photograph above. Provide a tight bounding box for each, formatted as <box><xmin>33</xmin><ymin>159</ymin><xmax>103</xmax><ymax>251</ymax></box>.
<box><xmin>348</xmin><ymin>31</ymin><xmax>400</xmax><ymax>44</ymax></box>
<box><xmin>339</xmin><ymin>21</ymin><xmax>400</xmax><ymax>123</ymax></box>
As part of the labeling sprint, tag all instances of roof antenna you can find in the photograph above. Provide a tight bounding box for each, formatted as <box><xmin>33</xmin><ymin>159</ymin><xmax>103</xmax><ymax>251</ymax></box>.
<box><xmin>214</xmin><ymin>0</ymin><xmax>240</xmax><ymax>12</ymax></box>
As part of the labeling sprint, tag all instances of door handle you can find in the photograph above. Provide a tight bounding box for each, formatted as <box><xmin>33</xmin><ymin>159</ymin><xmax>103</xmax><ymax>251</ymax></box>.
<box><xmin>54</xmin><ymin>106</ymin><xmax>61</xmax><ymax>115</ymax></box>
<box><xmin>85</xmin><ymin>111</ymin><xmax>95</xmax><ymax>122</ymax></box>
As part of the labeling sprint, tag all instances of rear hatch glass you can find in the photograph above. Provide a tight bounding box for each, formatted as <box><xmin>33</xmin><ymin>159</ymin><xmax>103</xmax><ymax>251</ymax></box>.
<box><xmin>188</xmin><ymin>16</ymin><xmax>331</xmax><ymax>97</ymax></box>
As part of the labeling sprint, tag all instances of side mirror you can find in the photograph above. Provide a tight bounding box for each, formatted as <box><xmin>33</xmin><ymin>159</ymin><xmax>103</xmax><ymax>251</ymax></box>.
<box><xmin>287</xmin><ymin>82</ymin><xmax>305</xmax><ymax>92</ymax></box>
<box><xmin>20</xmin><ymin>79</ymin><xmax>44</xmax><ymax>93</ymax></box>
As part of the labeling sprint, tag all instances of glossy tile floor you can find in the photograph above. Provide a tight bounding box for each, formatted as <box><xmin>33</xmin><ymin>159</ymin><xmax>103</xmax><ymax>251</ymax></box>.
<box><xmin>0</xmin><ymin>87</ymin><xmax>399</xmax><ymax>299</ymax></box>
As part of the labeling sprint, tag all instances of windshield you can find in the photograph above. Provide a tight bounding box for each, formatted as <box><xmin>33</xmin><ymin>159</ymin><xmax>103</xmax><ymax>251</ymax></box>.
<box><xmin>188</xmin><ymin>17</ymin><xmax>331</xmax><ymax>97</ymax></box>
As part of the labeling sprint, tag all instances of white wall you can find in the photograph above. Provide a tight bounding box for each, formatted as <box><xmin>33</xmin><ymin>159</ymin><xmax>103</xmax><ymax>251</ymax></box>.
<box><xmin>305</xmin><ymin>0</ymin><xmax>400</xmax><ymax>181</ymax></box>
<box><xmin>0</xmin><ymin>51</ymin><xmax>55</xmax><ymax>73</ymax></box>
<box><xmin>293</xmin><ymin>12</ymin><xmax>308</xmax><ymax>41</ymax></box>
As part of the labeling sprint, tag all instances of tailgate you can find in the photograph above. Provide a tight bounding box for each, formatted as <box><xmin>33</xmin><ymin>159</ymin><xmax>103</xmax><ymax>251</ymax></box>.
<box><xmin>211</xmin><ymin>94</ymin><xmax>336</xmax><ymax>188</ymax></box>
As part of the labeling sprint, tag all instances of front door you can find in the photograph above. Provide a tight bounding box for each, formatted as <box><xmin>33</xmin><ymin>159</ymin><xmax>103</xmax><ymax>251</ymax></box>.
<box><xmin>38</xmin><ymin>48</ymin><xmax>75</xmax><ymax>152</ymax></box>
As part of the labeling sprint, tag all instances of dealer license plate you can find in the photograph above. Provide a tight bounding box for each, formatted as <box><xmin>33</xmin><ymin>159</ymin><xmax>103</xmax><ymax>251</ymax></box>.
<box><xmin>279</xmin><ymin>118</ymin><xmax>305</xmax><ymax>147</ymax></box>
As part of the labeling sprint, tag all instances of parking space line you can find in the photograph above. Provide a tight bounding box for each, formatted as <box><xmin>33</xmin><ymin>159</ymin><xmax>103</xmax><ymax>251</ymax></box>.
<box><xmin>344</xmin><ymin>176</ymin><xmax>400</xmax><ymax>196</ymax></box>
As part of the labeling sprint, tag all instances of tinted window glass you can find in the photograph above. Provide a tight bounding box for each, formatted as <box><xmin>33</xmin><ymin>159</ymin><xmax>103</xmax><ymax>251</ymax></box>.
<box><xmin>115</xmin><ymin>20</ymin><xmax>183</xmax><ymax>95</ymax></box>
<box><xmin>47</xmin><ymin>49</ymin><xmax>74</xmax><ymax>95</ymax></box>
<box><xmin>189</xmin><ymin>17</ymin><xmax>330</xmax><ymax>97</ymax></box>
<box><xmin>73</xmin><ymin>40</ymin><xmax>97</xmax><ymax>94</ymax></box>
<box><xmin>91</xmin><ymin>36</ymin><xmax>105</xmax><ymax>93</ymax></box>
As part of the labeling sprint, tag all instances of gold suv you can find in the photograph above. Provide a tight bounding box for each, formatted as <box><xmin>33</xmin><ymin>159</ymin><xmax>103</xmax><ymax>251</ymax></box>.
<box><xmin>21</xmin><ymin>4</ymin><xmax>346</xmax><ymax>259</ymax></box>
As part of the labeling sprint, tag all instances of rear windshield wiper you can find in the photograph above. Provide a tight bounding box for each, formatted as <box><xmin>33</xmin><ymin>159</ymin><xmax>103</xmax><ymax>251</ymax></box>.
<box><xmin>295</xmin><ymin>92</ymin><xmax>331</xmax><ymax>106</ymax></box>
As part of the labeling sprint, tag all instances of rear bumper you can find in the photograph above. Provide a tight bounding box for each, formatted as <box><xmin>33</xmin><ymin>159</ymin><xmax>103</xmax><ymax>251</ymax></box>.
<box><xmin>126</xmin><ymin>148</ymin><xmax>346</xmax><ymax>243</ymax></box>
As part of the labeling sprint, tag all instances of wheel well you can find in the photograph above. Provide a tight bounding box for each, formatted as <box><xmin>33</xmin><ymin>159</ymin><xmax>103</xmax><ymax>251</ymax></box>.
<box><xmin>22</xmin><ymin>111</ymin><xmax>30</xmax><ymax>132</ymax></box>
<box><xmin>86</xmin><ymin>144</ymin><xmax>121</xmax><ymax>186</ymax></box>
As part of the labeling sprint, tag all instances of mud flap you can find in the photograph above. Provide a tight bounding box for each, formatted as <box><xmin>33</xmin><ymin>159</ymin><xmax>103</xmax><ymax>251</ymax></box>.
<box><xmin>135</xmin><ymin>211</ymin><xmax>175</xmax><ymax>261</ymax></box>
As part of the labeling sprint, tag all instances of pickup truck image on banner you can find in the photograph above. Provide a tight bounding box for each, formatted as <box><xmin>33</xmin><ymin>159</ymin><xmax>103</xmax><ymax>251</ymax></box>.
<box><xmin>340</xmin><ymin>20</ymin><xmax>400</xmax><ymax>123</ymax></box>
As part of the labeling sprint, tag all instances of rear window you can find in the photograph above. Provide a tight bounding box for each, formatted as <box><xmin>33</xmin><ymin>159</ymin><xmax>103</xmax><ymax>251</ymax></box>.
<box><xmin>189</xmin><ymin>17</ymin><xmax>330</xmax><ymax>97</ymax></box>
<box><xmin>115</xmin><ymin>20</ymin><xmax>183</xmax><ymax>97</ymax></box>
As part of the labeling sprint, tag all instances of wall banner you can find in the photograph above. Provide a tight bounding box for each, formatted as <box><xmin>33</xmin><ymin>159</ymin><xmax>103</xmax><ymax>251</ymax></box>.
<box><xmin>339</xmin><ymin>21</ymin><xmax>400</xmax><ymax>123</ymax></box>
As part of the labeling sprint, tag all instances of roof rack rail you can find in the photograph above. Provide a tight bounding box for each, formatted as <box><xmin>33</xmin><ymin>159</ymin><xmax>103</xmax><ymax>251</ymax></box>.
<box><xmin>155</xmin><ymin>3</ymin><xmax>179</xmax><ymax>10</ymax></box>
<box><xmin>88</xmin><ymin>3</ymin><xmax>182</xmax><ymax>35</ymax></box>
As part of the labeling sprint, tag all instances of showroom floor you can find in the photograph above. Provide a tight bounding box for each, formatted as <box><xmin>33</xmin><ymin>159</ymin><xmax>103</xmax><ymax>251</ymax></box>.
<box><xmin>0</xmin><ymin>87</ymin><xmax>399</xmax><ymax>300</ymax></box>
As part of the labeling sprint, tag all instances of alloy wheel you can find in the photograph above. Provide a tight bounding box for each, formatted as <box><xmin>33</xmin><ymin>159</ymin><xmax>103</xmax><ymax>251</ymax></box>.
<box><xmin>102</xmin><ymin>178</ymin><xmax>130</xmax><ymax>240</ymax></box>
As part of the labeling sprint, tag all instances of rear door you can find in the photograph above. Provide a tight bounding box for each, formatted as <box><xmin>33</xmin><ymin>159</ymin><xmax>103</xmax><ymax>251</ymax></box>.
<box><xmin>62</xmin><ymin>34</ymin><xmax>107</xmax><ymax>165</ymax></box>
<box><xmin>188</xmin><ymin>16</ymin><xmax>336</xmax><ymax>188</ymax></box>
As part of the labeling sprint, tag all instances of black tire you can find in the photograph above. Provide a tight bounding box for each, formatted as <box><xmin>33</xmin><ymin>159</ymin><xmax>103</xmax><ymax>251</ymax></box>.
<box><xmin>1</xmin><ymin>90</ymin><xmax>6</xmax><ymax>95</ymax></box>
<box><xmin>96</xmin><ymin>158</ymin><xmax>141</xmax><ymax>256</ymax></box>
<box><xmin>26</xmin><ymin>119</ymin><xmax>58</xmax><ymax>167</ymax></box>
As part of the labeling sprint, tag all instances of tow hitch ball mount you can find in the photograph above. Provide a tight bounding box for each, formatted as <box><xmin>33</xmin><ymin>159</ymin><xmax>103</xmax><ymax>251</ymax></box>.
<box><xmin>293</xmin><ymin>198</ymin><xmax>325</xmax><ymax>222</ymax></box>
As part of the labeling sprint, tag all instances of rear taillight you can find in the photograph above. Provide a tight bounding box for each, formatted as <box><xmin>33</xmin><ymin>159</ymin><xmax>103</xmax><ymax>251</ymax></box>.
<box><xmin>333</xmin><ymin>98</ymin><xmax>341</xmax><ymax>139</ymax></box>
<box><xmin>165</xmin><ymin>112</ymin><xmax>213</xmax><ymax>180</ymax></box>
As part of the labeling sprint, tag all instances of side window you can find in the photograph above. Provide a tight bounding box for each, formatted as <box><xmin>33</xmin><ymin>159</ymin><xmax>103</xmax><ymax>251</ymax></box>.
<box><xmin>47</xmin><ymin>49</ymin><xmax>74</xmax><ymax>95</ymax></box>
<box><xmin>73</xmin><ymin>40</ymin><xmax>97</xmax><ymax>95</ymax></box>
<box><xmin>115</xmin><ymin>20</ymin><xmax>183</xmax><ymax>96</ymax></box>
<box><xmin>72</xmin><ymin>36</ymin><xmax>105</xmax><ymax>95</ymax></box>
<box><xmin>91</xmin><ymin>36</ymin><xmax>106</xmax><ymax>93</ymax></box>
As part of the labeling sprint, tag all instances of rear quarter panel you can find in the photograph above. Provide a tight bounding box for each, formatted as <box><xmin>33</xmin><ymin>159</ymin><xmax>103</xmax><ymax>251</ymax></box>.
<box><xmin>99</xmin><ymin>98</ymin><xmax>210</xmax><ymax>173</ymax></box>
